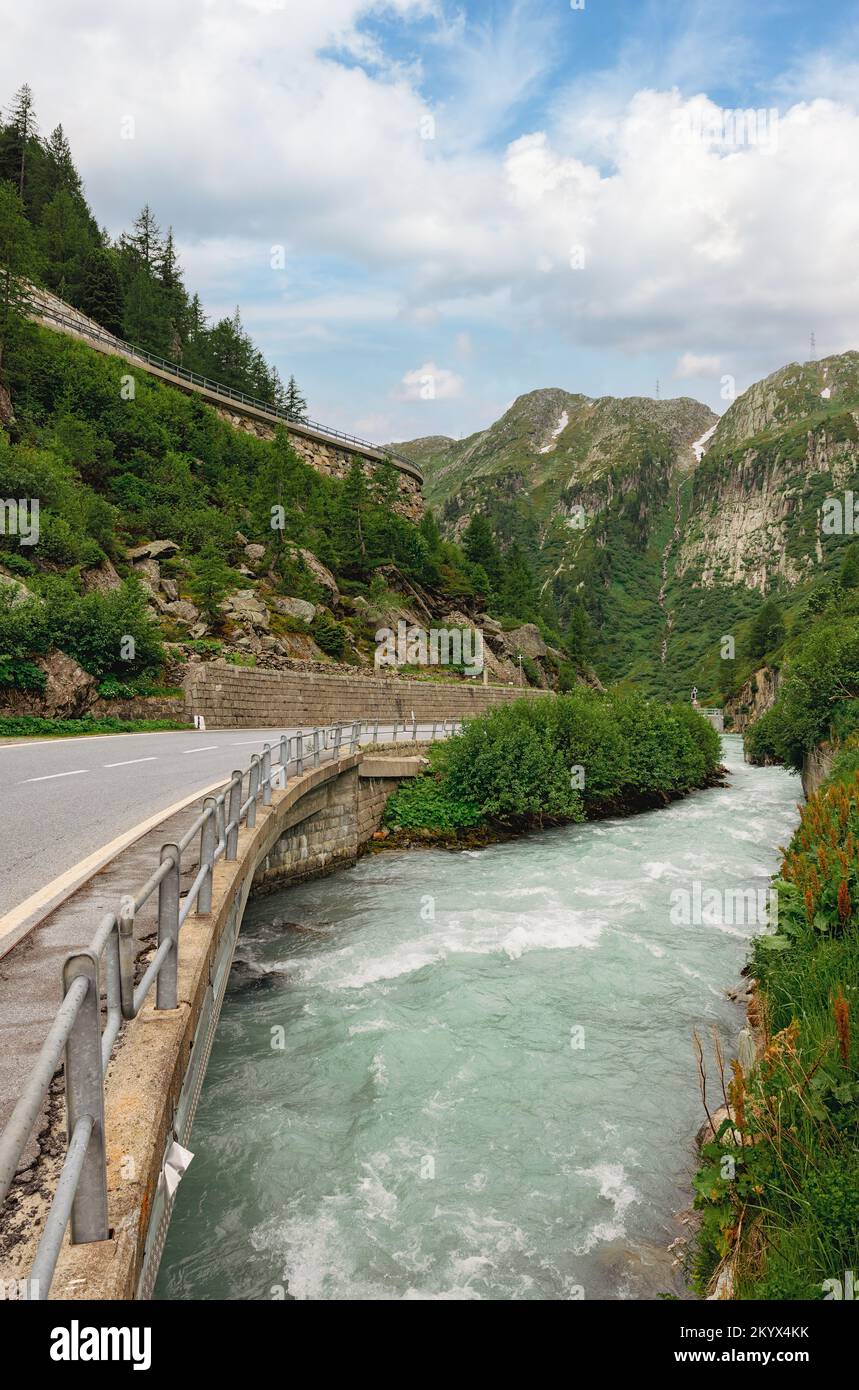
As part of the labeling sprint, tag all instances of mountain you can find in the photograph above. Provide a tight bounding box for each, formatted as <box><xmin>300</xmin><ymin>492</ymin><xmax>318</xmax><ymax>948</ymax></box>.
<box><xmin>392</xmin><ymin>389</ymin><xmax>718</xmax><ymax>693</ymax></box>
<box><xmin>395</xmin><ymin>355</ymin><xmax>859</xmax><ymax>701</ymax></box>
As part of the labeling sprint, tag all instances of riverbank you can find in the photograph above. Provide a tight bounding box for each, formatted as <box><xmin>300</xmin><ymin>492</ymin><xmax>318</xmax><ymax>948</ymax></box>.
<box><xmin>372</xmin><ymin>765</ymin><xmax>730</xmax><ymax>852</ymax></box>
<box><xmin>691</xmin><ymin>753</ymin><xmax>859</xmax><ymax>1300</ymax></box>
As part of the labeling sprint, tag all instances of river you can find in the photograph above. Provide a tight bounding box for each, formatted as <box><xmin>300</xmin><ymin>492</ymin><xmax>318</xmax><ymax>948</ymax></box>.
<box><xmin>157</xmin><ymin>736</ymin><xmax>801</xmax><ymax>1300</ymax></box>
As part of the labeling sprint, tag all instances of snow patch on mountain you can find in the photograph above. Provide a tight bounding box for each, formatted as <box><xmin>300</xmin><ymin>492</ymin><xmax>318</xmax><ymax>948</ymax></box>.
<box><xmin>539</xmin><ymin>410</ymin><xmax>569</xmax><ymax>453</ymax></box>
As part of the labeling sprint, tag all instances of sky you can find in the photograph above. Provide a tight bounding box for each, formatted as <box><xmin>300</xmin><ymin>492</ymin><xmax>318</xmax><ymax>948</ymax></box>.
<box><xmin>3</xmin><ymin>0</ymin><xmax>859</xmax><ymax>445</ymax></box>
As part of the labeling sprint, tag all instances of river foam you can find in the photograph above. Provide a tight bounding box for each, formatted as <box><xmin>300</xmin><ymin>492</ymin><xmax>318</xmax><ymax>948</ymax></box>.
<box><xmin>158</xmin><ymin>737</ymin><xmax>801</xmax><ymax>1301</ymax></box>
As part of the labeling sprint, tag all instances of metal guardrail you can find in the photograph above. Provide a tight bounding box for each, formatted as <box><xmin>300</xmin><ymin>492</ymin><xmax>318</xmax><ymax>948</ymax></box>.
<box><xmin>0</xmin><ymin>717</ymin><xmax>461</xmax><ymax>1298</ymax></box>
<box><xmin>26</xmin><ymin>296</ymin><xmax>420</xmax><ymax>477</ymax></box>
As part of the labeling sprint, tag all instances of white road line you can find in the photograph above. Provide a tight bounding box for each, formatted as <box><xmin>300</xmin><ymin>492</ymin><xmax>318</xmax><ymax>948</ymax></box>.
<box><xmin>0</xmin><ymin>731</ymin><xmax>177</xmax><ymax>751</ymax></box>
<box><xmin>23</xmin><ymin>769</ymin><xmax>88</xmax><ymax>784</ymax></box>
<box><xmin>103</xmin><ymin>757</ymin><xmax>158</xmax><ymax>768</ymax></box>
<box><xmin>183</xmin><ymin>745</ymin><xmax>218</xmax><ymax>753</ymax></box>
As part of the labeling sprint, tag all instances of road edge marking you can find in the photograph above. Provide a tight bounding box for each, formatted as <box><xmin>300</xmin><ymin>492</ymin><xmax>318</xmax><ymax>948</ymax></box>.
<box><xmin>0</xmin><ymin>773</ymin><xmax>235</xmax><ymax>961</ymax></box>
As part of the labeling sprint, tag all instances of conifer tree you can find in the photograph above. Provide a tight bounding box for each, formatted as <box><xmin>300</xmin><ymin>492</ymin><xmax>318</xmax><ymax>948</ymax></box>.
<box><xmin>284</xmin><ymin>373</ymin><xmax>308</xmax><ymax>422</ymax></box>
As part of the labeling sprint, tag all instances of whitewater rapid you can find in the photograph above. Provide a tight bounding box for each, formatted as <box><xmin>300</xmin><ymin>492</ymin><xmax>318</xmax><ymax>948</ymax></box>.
<box><xmin>157</xmin><ymin>737</ymin><xmax>800</xmax><ymax>1300</ymax></box>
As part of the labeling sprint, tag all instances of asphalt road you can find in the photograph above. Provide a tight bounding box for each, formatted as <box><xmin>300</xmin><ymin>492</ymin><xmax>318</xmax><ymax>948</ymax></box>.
<box><xmin>0</xmin><ymin>722</ymin><xmax>437</xmax><ymax>919</ymax></box>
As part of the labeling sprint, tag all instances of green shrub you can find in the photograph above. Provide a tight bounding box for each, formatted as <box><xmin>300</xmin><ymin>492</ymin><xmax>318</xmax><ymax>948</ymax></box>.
<box><xmin>383</xmin><ymin>773</ymin><xmax>483</xmax><ymax>830</ymax></box>
<box><xmin>311</xmin><ymin>611</ymin><xmax>348</xmax><ymax>658</ymax></box>
<box><xmin>0</xmin><ymin>656</ymin><xmax>46</xmax><ymax>692</ymax></box>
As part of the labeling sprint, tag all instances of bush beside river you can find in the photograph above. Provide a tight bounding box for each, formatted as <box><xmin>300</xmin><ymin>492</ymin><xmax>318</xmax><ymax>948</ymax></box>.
<box><xmin>382</xmin><ymin>690</ymin><xmax>722</xmax><ymax>834</ymax></box>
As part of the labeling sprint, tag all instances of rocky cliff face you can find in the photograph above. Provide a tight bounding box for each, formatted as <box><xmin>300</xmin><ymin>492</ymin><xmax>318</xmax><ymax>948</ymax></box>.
<box><xmin>725</xmin><ymin>665</ymin><xmax>781</xmax><ymax>733</ymax></box>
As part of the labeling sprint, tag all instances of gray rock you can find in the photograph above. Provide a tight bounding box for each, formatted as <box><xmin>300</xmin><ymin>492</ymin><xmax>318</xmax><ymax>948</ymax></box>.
<box><xmin>127</xmin><ymin>539</ymin><xmax>180</xmax><ymax>562</ymax></box>
<box><xmin>500</xmin><ymin>623</ymin><xmax>547</xmax><ymax>661</ymax></box>
<box><xmin>244</xmin><ymin>543</ymin><xmax>266</xmax><ymax>563</ymax></box>
<box><xmin>0</xmin><ymin>569</ymin><xmax>38</xmax><ymax>608</ymax></box>
<box><xmin>271</xmin><ymin>595</ymin><xmax>316</xmax><ymax>623</ymax></box>
<box><xmin>163</xmin><ymin>599</ymin><xmax>200</xmax><ymax>625</ymax></box>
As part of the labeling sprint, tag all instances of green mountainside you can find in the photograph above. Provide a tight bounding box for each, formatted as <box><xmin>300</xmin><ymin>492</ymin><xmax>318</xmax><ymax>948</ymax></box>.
<box><xmin>397</xmin><ymin>355</ymin><xmax>859</xmax><ymax>702</ymax></box>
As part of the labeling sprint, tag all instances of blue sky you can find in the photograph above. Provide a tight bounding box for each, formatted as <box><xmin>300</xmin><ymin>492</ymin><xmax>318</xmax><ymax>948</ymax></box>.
<box><xmin>4</xmin><ymin>0</ymin><xmax>859</xmax><ymax>444</ymax></box>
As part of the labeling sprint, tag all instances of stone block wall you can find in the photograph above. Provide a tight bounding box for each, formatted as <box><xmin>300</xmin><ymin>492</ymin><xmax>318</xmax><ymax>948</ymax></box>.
<box><xmin>186</xmin><ymin>664</ymin><xmax>551</xmax><ymax>729</ymax></box>
<box><xmin>251</xmin><ymin>757</ymin><xmax>425</xmax><ymax>895</ymax></box>
<box><xmin>252</xmin><ymin>769</ymin><xmax>359</xmax><ymax>891</ymax></box>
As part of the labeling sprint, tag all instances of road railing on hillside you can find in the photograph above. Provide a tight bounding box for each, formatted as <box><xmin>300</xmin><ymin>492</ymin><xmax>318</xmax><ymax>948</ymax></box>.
<box><xmin>26</xmin><ymin>295</ymin><xmax>420</xmax><ymax>477</ymax></box>
<box><xmin>0</xmin><ymin>717</ymin><xmax>461</xmax><ymax>1298</ymax></box>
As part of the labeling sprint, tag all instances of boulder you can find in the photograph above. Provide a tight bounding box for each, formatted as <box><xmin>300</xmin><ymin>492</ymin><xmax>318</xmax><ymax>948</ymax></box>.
<box><xmin>81</xmin><ymin>558</ymin><xmax>123</xmax><ymax>594</ymax></box>
<box><xmin>130</xmin><ymin>558</ymin><xmax>161</xmax><ymax>594</ymax></box>
<box><xmin>126</xmin><ymin>539</ymin><xmax>180</xmax><ymax>562</ymax></box>
<box><xmin>159</xmin><ymin>577</ymin><xmax>179</xmax><ymax>601</ymax></box>
<box><xmin>39</xmin><ymin>649</ymin><xmax>97</xmax><ymax>718</ymax></box>
<box><xmin>286</xmin><ymin>545</ymin><xmax>340</xmax><ymax>605</ymax></box>
<box><xmin>499</xmin><ymin>623</ymin><xmax>547</xmax><ymax>661</ymax></box>
<box><xmin>271</xmin><ymin>595</ymin><xmax>317</xmax><ymax>623</ymax></box>
<box><xmin>477</xmin><ymin>612</ymin><xmax>503</xmax><ymax>635</ymax></box>
<box><xmin>163</xmin><ymin>599</ymin><xmax>200</xmax><ymax>625</ymax></box>
<box><xmin>244</xmin><ymin>543</ymin><xmax>266</xmax><ymax>563</ymax></box>
<box><xmin>0</xmin><ymin>568</ymin><xmax>38</xmax><ymax>608</ymax></box>
<box><xmin>222</xmin><ymin>590</ymin><xmax>270</xmax><ymax>630</ymax></box>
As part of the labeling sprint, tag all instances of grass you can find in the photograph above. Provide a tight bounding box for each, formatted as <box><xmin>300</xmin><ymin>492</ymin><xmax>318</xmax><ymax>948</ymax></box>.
<box><xmin>690</xmin><ymin>769</ymin><xmax>859</xmax><ymax>1300</ymax></box>
<box><xmin>0</xmin><ymin>716</ymin><xmax>191</xmax><ymax>738</ymax></box>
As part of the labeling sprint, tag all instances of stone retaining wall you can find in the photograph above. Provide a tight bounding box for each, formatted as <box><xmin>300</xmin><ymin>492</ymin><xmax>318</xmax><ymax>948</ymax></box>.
<box><xmin>89</xmin><ymin>696</ymin><xmax>190</xmax><ymax>724</ymax></box>
<box><xmin>185</xmin><ymin>664</ymin><xmax>550</xmax><ymax>728</ymax></box>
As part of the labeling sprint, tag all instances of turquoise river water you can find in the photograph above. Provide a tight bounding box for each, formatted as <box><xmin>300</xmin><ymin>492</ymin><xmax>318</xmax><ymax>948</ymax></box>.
<box><xmin>157</xmin><ymin>736</ymin><xmax>801</xmax><ymax>1300</ymax></box>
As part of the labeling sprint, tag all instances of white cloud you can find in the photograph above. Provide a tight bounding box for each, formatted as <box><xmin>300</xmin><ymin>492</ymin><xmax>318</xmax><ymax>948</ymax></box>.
<box><xmin>395</xmin><ymin>361</ymin><xmax>464</xmax><ymax>400</ymax></box>
<box><xmin>4</xmin><ymin>2</ymin><xmax>859</xmax><ymax>416</ymax></box>
<box><xmin>674</xmin><ymin>352</ymin><xmax>722</xmax><ymax>378</ymax></box>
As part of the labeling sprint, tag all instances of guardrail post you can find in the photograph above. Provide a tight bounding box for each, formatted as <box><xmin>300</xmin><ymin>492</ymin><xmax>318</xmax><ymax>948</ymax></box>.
<box><xmin>261</xmin><ymin>745</ymin><xmax>272</xmax><ymax>805</ymax></box>
<box><xmin>334</xmin><ymin>723</ymin><xmax>343</xmax><ymax>757</ymax></box>
<box><xmin>295</xmin><ymin>730</ymin><xmax>304</xmax><ymax>775</ymax></box>
<box><xmin>392</xmin><ymin>718</ymin><xmax>398</xmax><ymax>742</ymax></box>
<box><xmin>226</xmin><ymin>772</ymin><xmax>242</xmax><ymax>860</ymax></box>
<box><xmin>279</xmin><ymin>734</ymin><xmax>289</xmax><ymax>774</ymax></box>
<box><xmin>373</xmin><ymin>719</ymin><xmax>379</xmax><ymax>743</ymax></box>
<box><xmin>412</xmin><ymin>715</ymin><xmax>418</xmax><ymax>741</ymax></box>
<box><xmin>62</xmin><ymin>950</ymin><xmax>109</xmax><ymax>1244</ymax></box>
<box><xmin>313</xmin><ymin>729</ymin><xmax>320</xmax><ymax>767</ymax></box>
<box><xmin>118</xmin><ymin>895</ymin><xmax>136</xmax><ymax>1020</ymax></box>
<box><xmin>431</xmin><ymin>721</ymin><xmax>437</xmax><ymax>741</ymax></box>
<box><xmin>247</xmin><ymin>756</ymin><xmax>260</xmax><ymax>828</ymax></box>
<box><xmin>156</xmin><ymin>845</ymin><xmax>181</xmax><ymax>1010</ymax></box>
<box><xmin>198</xmin><ymin>799</ymin><xmax>217</xmax><ymax>914</ymax></box>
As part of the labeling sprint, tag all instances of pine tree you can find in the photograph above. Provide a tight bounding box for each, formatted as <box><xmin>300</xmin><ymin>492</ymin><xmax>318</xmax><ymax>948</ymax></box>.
<box><xmin>0</xmin><ymin>182</ymin><xmax>38</xmax><ymax>379</ymax></box>
<box><xmin>337</xmin><ymin>460</ymin><xmax>369</xmax><ymax>568</ymax></box>
<box><xmin>188</xmin><ymin>542</ymin><xmax>235</xmax><ymax>625</ymax></box>
<box><xmin>80</xmin><ymin>248</ymin><xmax>124</xmax><ymax>335</ymax></box>
<box><xmin>44</xmin><ymin>125</ymin><xmax>82</xmax><ymax>198</ymax></box>
<box><xmin>38</xmin><ymin>187</ymin><xmax>91</xmax><ymax>304</ymax></box>
<box><xmin>5</xmin><ymin>84</ymin><xmax>38</xmax><ymax>199</ymax></box>
<box><xmin>284</xmin><ymin>373</ymin><xmax>308</xmax><ymax>422</ymax></box>
<box><xmin>121</xmin><ymin>204</ymin><xmax>164</xmax><ymax>271</ymax></box>
<box><xmin>748</xmin><ymin>598</ymin><xmax>785</xmax><ymax>660</ymax></box>
<box><xmin>122</xmin><ymin>265</ymin><xmax>171</xmax><ymax>353</ymax></box>
<box><xmin>463</xmin><ymin>513</ymin><xmax>503</xmax><ymax>593</ymax></box>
